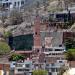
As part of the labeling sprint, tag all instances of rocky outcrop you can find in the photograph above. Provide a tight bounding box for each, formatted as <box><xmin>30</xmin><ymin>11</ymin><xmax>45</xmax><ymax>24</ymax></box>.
<box><xmin>6</xmin><ymin>22</ymin><xmax>34</xmax><ymax>36</ymax></box>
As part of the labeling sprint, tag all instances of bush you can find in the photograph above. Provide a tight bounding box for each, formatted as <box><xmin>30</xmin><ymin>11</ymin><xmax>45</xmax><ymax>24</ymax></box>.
<box><xmin>4</xmin><ymin>31</ymin><xmax>12</xmax><ymax>38</ymax></box>
<box><xmin>9</xmin><ymin>53</ymin><xmax>25</xmax><ymax>61</ymax></box>
<box><xmin>0</xmin><ymin>41</ymin><xmax>10</xmax><ymax>55</ymax></box>
<box><xmin>65</xmin><ymin>49</ymin><xmax>75</xmax><ymax>61</ymax></box>
<box><xmin>32</xmin><ymin>70</ymin><xmax>48</xmax><ymax>75</ymax></box>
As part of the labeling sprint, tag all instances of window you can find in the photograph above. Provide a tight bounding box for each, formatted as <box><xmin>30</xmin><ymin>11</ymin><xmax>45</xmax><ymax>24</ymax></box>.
<box><xmin>37</xmin><ymin>49</ymin><xmax>39</xmax><ymax>52</ymax></box>
<box><xmin>52</xmin><ymin>53</ymin><xmax>55</xmax><ymax>55</ymax></box>
<box><xmin>14</xmin><ymin>2</ymin><xmax>16</xmax><ymax>6</ymax></box>
<box><xmin>49</xmin><ymin>49</ymin><xmax>52</xmax><ymax>51</ymax></box>
<box><xmin>49</xmin><ymin>72</ymin><xmax>52</xmax><ymax>75</ymax></box>
<box><xmin>49</xmin><ymin>53</ymin><xmax>51</xmax><ymax>55</ymax></box>
<box><xmin>25</xmin><ymin>64</ymin><xmax>30</xmax><ymax>68</ymax></box>
<box><xmin>21</xmin><ymin>1</ymin><xmax>24</xmax><ymax>5</ymax></box>
<box><xmin>35</xmin><ymin>32</ymin><xmax>37</xmax><ymax>35</ymax></box>
<box><xmin>45</xmin><ymin>48</ymin><xmax>48</xmax><ymax>52</ymax></box>
<box><xmin>16</xmin><ymin>64</ymin><xmax>23</xmax><ymax>67</ymax></box>
<box><xmin>55</xmin><ymin>49</ymin><xmax>61</xmax><ymax>51</ymax></box>
<box><xmin>51</xmin><ymin>63</ymin><xmax>55</xmax><ymax>66</ymax></box>
<box><xmin>18</xmin><ymin>69</ymin><xmax>24</xmax><ymax>71</ymax></box>
<box><xmin>9</xmin><ymin>2</ymin><xmax>12</xmax><ymax>5</ymax></box>
<box><xmin>18</xmin><ymin>1</ymin><xmax>19</xmax><ymax>6</ymax></box>
<box><xmin>56</xmin><ymin>68</ymin><xmax>59</xmax><ymax>72</ymax></box>
<box><xmin>6</xmin><ymin>3</ymin><xmax>9</xmax><ymax>7</ymax></box>
<box><xmin>51</xmin><ymin>68</ymin><xmax>55</xmax><ymax>72</ymax></box>
<box><xmin>56</xmin><ymin>53</ymin><xmax>57</xmax><ymax>55</ymax></box>
<box><xmin>24</xmin><ymin>69</ymin><xmax>29</xmax><ymax>71</ymax></box>
<box><xmin>59</xmin><ymin>61</ymin><xmax>63</xmax><ymax>63</ymax></box>
<box><xmin>5</xmin><ymin>0</ymin><xmax>8</xmax><ymax>1</ymax></box>
<box><xmin>59</xmin><ymin>44</ymin><xmax>62</xmax><ymax>47</ymax></box>
<box><xmin>13</xmin><ymin>63</ymin><xmax>16</xmax><ymax>65</ymax></box>
<box><xmin>46</xmin><ymin>54</ymin><xmax>49</xmax><ymax>56</ymax></box>
<box><xmin>46</xmin><ymin>64</ymin><xmax>49</xmax><ymax>66</ymax></box>
<box><xmin>35</xmin><ymin>64</ymin><xmax>38</xmax><ymax>66</ymax></box>
<box><xmin>57</xmin><ymin>53</ymin><xmax>61</xmax><ymax>55</ymax></box>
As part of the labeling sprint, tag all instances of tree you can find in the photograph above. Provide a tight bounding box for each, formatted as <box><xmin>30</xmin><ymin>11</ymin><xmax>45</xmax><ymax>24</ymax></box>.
<box><xmin>3</xmin><ymin>30</ymin><xmax>12</xmax><ymax>43</ymax></box>
<box><xmin>9</xmin><ymin>53</ymin><xmax>25</xmax><ymax>61</ymax></box>
<box><xmin>65</xmin><ymin>49</ymin><xmax>75</xmax><ymax>67</ymax></box>
<box><xmin>65</xmin><ymin>49</ymin><xmax>75</xmax><ymax>61</ymax></box>
<box><xmin>3</xmin><ymin>31</ymin><xmax>12</xmax><ymax>38</ymax></box>
<box><xmin>32</xmin><ymin>70</ymin><xmax>48</xmax><ymax>75</ymax></box>
<box><xmin>0</xmin><ymin>41</ymin><xmax>10</xmax><ymax>55</ymax></box>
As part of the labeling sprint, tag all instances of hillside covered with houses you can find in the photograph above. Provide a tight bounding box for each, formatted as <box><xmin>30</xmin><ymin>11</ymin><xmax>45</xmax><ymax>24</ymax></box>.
<box><xmin>0</xmin><ymin>0</ymin><xmax>75</xmax><ymax>75</ymax></box>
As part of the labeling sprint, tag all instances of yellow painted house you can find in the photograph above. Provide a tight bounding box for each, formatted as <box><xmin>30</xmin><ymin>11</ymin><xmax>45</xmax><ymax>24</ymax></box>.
<box><xmin>0</xmin><ymin>64</ymin><xmax>10</xmax><ymax>75</ymax></box>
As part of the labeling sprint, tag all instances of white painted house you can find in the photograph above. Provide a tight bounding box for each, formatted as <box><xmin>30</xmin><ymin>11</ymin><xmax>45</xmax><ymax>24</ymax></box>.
<box><xmin>0</xmin><ymin>0</ymin><xmax>26</xmax><ymax>10</ymax></box>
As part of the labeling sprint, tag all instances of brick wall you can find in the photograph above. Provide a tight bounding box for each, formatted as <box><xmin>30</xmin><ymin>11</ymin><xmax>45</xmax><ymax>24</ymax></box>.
<box><xmin>68</xmin><ymin>61</ymin><xmax>75</xmax><ymax>68</ymax></box>
<box><xmin>34</xmin><ymin>16</ymin><xmax>41</xmax><ymax>48</ymax></box>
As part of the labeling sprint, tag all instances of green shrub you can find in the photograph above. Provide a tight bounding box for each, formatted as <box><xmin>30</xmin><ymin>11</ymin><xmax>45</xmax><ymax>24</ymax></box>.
<box><xmin>9</xmin><ymin>53</ymin><xmax>25</xmax><ymax>61</ymax></box>
<box><xmin>32</xmin><ymin>70</ymin><xmax>48</xmax><ymax>75</ymax></box>
<box><xmin>0</xmin><ymin>41</ymin><xmax>10</xmax><ymax>55</ymax></box>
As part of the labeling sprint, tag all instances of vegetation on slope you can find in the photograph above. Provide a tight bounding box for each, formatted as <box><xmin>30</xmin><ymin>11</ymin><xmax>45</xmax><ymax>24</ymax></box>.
<box><xmin>9</xmin><ymin>53</ymin><xmax>25</xmax><ymax>61</ymax></box>
<box><xmin>32</xmin><ymin>70</ymin><xmax>48</xmax><ymax>75</ymax></box>
<box><xmin>65</xmin><ymin>49</ymin><xmax>75</xmax><ymax>61</ymax></box>
<box><xmin>0</xmin><ymin>41</ymin><xmax>10</xmax><ymax>55</ymax></box>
